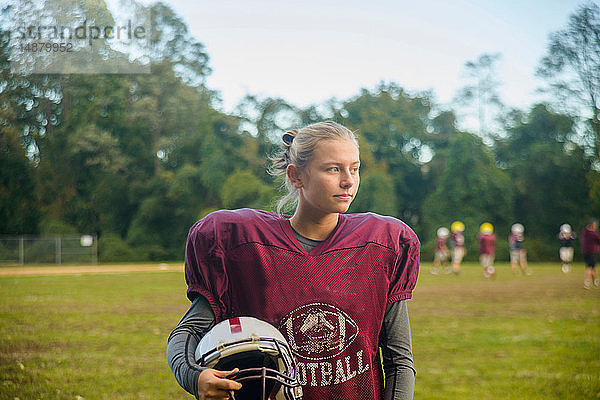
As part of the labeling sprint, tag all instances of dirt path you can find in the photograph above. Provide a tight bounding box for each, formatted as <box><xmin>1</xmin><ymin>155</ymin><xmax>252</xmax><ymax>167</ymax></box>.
<box><xmin>0</xmin><ymin>263</ymin><xmax>184</xmax><ymax>276</ymax></box>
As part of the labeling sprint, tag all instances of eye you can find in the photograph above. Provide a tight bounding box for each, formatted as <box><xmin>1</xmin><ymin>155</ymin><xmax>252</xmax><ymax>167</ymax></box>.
<box><xmin>328</xmin><ymin>167</ymin><xmax>340</xmax><ymax>172</ymax></box>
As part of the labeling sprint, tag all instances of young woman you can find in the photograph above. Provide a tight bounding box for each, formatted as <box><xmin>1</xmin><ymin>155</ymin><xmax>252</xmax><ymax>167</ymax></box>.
<box><xmin>167</xmin><ymin>121</ymin><xmax>420</xmax><ymax>400</ymax></box>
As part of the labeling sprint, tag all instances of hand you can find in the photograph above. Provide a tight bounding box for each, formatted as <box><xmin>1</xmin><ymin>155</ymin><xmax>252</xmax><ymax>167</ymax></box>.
<box><xmin>197</xmin><ymin>368</ymin><xmax>242</xmax><ymax>400</ymax></box>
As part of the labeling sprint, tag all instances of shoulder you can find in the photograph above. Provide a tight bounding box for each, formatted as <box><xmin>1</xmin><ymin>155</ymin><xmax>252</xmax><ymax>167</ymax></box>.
<box><xmin>342</xmin><ymin>212</ymin><xmax>420</xmax><ymax>249</ymax></box>
<box><xmin>192</xmin><ymin>208</ymin><xmax>277</xmax><ymax>228</ymax></box>
<box><xmin>188</xmin><ymin>208</ymin><xmax>282</xmax><ymax>244</ymax></box>
<box><xmin>343</xmin><ymin>212</ymin><xmax>415</xmax><ymax>233</ymax></box>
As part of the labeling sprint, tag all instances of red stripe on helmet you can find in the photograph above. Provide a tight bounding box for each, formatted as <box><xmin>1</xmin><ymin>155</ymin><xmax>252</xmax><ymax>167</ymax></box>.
<box><xmin>229</xmin><ymin>317</ymin><xmax>242</xmax><ymax>334</ymax></box>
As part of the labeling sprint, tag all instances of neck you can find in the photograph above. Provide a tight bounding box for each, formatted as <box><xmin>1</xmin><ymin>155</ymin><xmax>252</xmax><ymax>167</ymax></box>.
<box><xmin>289</xmin><ymin>208</ymin><xmax>340</xmax><ymax>241</ymax></box>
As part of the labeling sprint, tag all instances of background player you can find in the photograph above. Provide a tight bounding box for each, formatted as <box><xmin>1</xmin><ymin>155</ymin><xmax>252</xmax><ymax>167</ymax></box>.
<box><xmin>450</xmin><ymin>221</ymin><xmax>466</xmax><ymax>274</ymax></box>
<box><xmin>431</xmin><ymin>227</ymin><xmax>450</xmax><ymax>275</ymax></box>
<box><xmin>478</xmin><ymin>222</ymin><xmax>496</xmax><ymax>279</ymax></box>
<box><xmin>558</xmin><ymin>224</ymin><xmax>576</xmax><ymax>273</ymax></box>
<box><xmin>581</xmin><ymin>218</ymin><xmax>600</xmax><ymax>289</ymax></box>
<box><xmin>166</xmin><ymin>121</ymin><xmax>420</xmax><ymax>400</ymax></box>
<box><xmin>509</xmin><ymin>223</ymin><xmax>531</xmax><ymax>275</ymax></box>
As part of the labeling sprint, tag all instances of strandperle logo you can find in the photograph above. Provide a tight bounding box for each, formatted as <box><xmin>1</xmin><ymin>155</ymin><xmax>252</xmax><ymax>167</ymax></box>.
<box><xmin>8</xmin><ymin>0</ymin><xmax>151</xmax><ymax>74</ymax></box>
<box><xmin>14</xmin><ymin>20</ymin><xmax>147</xmax><ymax>47</ymax></box>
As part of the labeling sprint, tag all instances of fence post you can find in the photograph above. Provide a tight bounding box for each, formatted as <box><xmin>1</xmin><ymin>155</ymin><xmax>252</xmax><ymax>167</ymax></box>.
<box><xmin>19</xmin><ymin>236</ymin><xmax>24</xmax><ymax>265</ymax></box>
<box><xmin>56</xmin><ymin>236</ymin><xmax>61</xmax><ymax>264</ymax></box>
<box><xmin>93</xmin><ymin>234</ymin><xmax>98</xmax><ymax>264</ymax></box>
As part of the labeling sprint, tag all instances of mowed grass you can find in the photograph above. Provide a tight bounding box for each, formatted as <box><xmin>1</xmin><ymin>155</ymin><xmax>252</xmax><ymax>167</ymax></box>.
<box><xmin>0</xmin><ymin>268</ymin><xmax>192</xmax><ymax>400</ymax></box>
<box><xmin>0</xmin><ymin>262</ymin><xmax>598</xmax><ymax>399</ymax></box>
<box><xmin>412</xmin><ymin>262</ymin><xmax>600</xmax><ymax>400</ymax></box>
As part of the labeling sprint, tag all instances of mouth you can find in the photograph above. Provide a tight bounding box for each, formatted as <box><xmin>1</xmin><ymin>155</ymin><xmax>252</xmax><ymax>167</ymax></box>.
<box><xmin>334</xmin><ymin>194</ymin><xmax>353</xmax><ymax>201</ymax></box>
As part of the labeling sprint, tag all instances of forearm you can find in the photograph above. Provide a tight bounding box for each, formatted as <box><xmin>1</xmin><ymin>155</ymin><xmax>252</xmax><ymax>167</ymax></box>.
<box><xmin>166</xmin><ymin>296</ymin><xmax>216</xmax><ymax>398</ymax></box>
<box><xmin>384</xmin><ymin>366</ymin><xmax>415</xmax><ymax>400</ymax></box>
<box><xmin>380</xmin><ymin>300</ymin><xmax>416</xmax><ymax>400</ymax></box>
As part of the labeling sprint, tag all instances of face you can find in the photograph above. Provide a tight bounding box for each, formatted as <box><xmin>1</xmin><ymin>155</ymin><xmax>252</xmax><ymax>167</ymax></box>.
<box><xmin>291</xmin><ymin>138</ymin><xmax>360</xmax><ymax>217</ymax></box>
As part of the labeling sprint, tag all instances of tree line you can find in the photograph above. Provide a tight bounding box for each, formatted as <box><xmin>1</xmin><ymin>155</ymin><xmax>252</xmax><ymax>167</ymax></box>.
<box><xmin>1</xmin><ymin>1</ymin><xmax>599</xmax><ymax>262</ymax></box>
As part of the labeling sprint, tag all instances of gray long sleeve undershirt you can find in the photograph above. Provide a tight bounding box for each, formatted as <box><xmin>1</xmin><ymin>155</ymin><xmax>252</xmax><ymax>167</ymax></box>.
<box><xmin>381</xmin><ymin>300</ymin><xmax>416</xmax><ymax>400</ymax></box>
<box><xmin>166</xmin><ymin>296</ymin><xmax>415</xmax><ymax>400</ymax></box>
<box><xmin>166</xmin><ymin>295</ymin><xmax>215</xmax><ymax>400</ymax></box>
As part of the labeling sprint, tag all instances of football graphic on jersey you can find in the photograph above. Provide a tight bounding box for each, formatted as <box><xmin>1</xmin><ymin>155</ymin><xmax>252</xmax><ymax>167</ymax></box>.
<box><xmin>279</xmin><ymin>303</ymin><xmax>359</xmax><ymax>361</ymax></box>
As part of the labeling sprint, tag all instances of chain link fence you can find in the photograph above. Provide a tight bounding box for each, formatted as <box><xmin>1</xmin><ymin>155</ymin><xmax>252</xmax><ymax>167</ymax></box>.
<box><xmin>0</xmin><ymin>234</ymin><xmax>98</xmax><ymax>265</ymax></box>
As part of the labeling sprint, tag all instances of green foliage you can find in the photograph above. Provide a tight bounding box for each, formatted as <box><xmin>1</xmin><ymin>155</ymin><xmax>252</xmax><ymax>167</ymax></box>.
<box><xmin>220</xmin><ymin>170</ymin><xmax>276</xmax><ymax>210</ymax></box>
<box><xmin>98</xmin><ymin>232</ymin><xmax>135</xmax><ymax>262</ymax></box>
<box><xmin>0</xmin><ymin>128</ymin><xmax>38</xmax><ymax>233</ymax></box>
<box><xmin>339</xmin><ymin>82</ymin><xmax>431</xmax><ymax>224</ymax></box>
<box><xmin>537</xmin><ymin>2</ymin><xmax>600</xmax><ymax>154</ymax></box>
<box><xmin>126</xmin><ymin>178</ymin><xmax>185</xmax><ymax>260</ymax></box>
<box><xmin>350</xmin><ymin>170</ymin><xmax>398</xmax><ymax>216</ymax></box>
<box><xmin>454</xmin><ymin>53</ymin><xmax>504</xmax><ymax>137</ymax></box>
<box><xmin>496</xmin><ymin>104</ymin><xmax>592</xmax><ymax>240</ymax></box>
<box><xmin>38</xmin><ymin>218</ymin><xmax>78</xmax><ymax>235</ymax></box>
<box><xmin>587</xmin><ymin>170</ymin><xmax>600</xmax><ymax>218</ymax></box>
<box><xmin>422</xmin><ymin>132</ymin><xmax>513</xmax><ymax>255</ymax></box>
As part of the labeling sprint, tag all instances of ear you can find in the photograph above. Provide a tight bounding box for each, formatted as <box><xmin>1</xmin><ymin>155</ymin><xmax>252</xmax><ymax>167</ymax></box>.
<box><xmin>286</xmin><ymin>164</ymin><xmax>303</xmax><ymax>188</ymax></box>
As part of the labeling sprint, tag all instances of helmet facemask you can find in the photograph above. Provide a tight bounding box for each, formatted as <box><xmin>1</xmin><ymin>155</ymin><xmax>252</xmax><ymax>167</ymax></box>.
<box><xmin>196</xmin><ymin>318</ymin><xmax>303</xmax><ymax>400</ymax></box>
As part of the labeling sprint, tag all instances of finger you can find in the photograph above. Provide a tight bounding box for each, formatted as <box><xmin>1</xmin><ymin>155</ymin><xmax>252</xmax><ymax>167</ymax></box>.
<box><xmin>206</xmin><ymin>385</ymin><xmax>241</xmax><ymax>399</ymax></box>
<box><xmin>204</xmin><ymin>388</ymin><xmax>236</xmax><ymax>400</ymax></box>
<box><xmin>214</xmin><ymin>378</ymin><xmax>242</xmax><ymax>391</ymax></box>
<box><xmin>213</xmin><ymin>368</ymin><xmax>239</xmax><ymax>377</ymax></box>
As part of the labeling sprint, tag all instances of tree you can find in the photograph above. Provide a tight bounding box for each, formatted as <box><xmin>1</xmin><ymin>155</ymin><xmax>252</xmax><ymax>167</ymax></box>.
<box><xmin>454</xmin><ymin>53</ymin><xmax>504</xmax><ymax>140</ymax></box>
<box><xmin>338</xmin><ymin>82</ymin><xmax>432</xmax><ymax>225</ymax></box>
<box><xmin>496</xmin><ymin>104</ymin><xmax>592</xmax><ymax>243</ymax></box>
<box><xmin>0</xmin><ymin>126</ymin><xmax>38</xmax><ymax>233</ymax></box>
<box><xmin>235</xmin><ymin>95</ymin><xmax>300</xmax><ymax>159</ymax></box>
<box><xmin>422</xmin><ymin>132</ymin><xmax>513</xmax><ymax>258</ymax></box>
<box><xmin>221</xmin><ymin>170</ymin><xmax>275</xmax><ymax>210</ymax></box>
<box><xmin>537</xmin><ymin>2</ymin><xmax>600</xmax><ymax>156</ymax></box>
<box><xmin>349</xmin><ymin>170</ymin><xmax>398</xmax><ymax>216</ymax></box>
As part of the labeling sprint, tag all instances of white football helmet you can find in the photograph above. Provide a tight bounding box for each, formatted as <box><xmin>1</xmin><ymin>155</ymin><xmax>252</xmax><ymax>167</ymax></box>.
<box><xmin>511</xmin><ymin>223</ymin><xmax>524</xmax><ymax>235</ymax></box>
<box><xmin>196</xmin><ymin>317</ymin><xmax>303</xmax><ymax>400</ymax></box>
<box><xmin>560</xmin><ymin>224</ymin><xmax>571</xmax><ymax>233</ymax></box>
<box><xmin>437</xmin><ymin>227</ymin><xmax>450</xmax><ymax>238</ymax></box>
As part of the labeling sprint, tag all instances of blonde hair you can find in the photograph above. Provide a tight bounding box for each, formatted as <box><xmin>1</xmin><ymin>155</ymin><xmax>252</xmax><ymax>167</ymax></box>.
<box><xmin>269</xmin><ymin>121</ymin><xmax>358</xmax><ymax>214</ymax></box>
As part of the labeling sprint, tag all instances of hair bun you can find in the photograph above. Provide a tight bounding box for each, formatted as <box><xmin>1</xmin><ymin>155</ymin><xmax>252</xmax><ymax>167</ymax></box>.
<box><xmin>282</xmin><ymin>130</ymin><xmax>297</xmax><ymax>145</ymax></box>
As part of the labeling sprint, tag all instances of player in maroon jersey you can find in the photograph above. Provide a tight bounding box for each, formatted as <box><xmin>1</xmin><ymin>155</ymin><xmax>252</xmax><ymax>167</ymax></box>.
<box><xmin>581</xmin><ymin>219</ymin><xmax>600</xmax><ymax>289</ymax></box>
<box><xmin>166</xmin><ymin>122</ymin><xmax>420</xmax><ymax>400</ymax></box>
<box><xmin>478</xmin><ymin>222</ymin><xmax>496</xmax><ymax>278</ymax></box>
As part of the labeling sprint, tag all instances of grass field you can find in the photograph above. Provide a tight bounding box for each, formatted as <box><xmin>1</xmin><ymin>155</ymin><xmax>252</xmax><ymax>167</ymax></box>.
<box><xmin>0</xmin><ymin>262</ymin><xmax>598</xmax><ymax>399</ymax></box>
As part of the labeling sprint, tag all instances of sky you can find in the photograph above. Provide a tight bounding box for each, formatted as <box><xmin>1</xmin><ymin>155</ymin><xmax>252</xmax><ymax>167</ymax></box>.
<box><xmin>145</xmin><ymin>0</ymin><xmax>590</xmax><ymax>115</ymax></box>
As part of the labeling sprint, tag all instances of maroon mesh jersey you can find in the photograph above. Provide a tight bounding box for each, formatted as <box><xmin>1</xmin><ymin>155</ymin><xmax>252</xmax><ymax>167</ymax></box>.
<box><xmin>581</xmin><ymin>227</ymin><xmax>600</xmax><ymax>254</ymax></box>
<box><xmin>478</xmin><ymin>233</ymin><xmax>496</xmax><ymax>255</ymax></box>
<box><xmin>184</xmin><ymin>208</ymin><xmax>420</xmax><ymax>400</ymax></box>
<box><xmin>435</xmin><ymin>237</ymin><xmax>446</xmax><ymax>251</ymax></box>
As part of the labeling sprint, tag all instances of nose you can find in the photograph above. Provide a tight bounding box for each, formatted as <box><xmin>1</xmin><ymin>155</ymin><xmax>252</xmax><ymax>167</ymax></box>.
<box><xmin>340</xmin><ymin>168</ymin><xmax>356</xmax><ymax>189</ymax></box>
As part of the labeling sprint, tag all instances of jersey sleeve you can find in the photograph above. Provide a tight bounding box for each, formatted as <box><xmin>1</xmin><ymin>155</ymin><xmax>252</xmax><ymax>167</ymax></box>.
<box><xmin>184</xmin><ymin>214</ymin><xmax>230</xmax><ymax>322</ymax></box>
<box><xmin>387</xmin><ymin>224</ymin><xmax>420</xmax><ymax>303</ymax></box>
